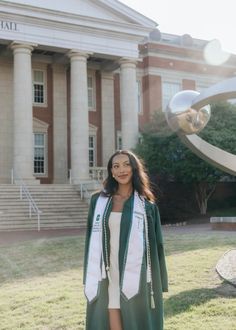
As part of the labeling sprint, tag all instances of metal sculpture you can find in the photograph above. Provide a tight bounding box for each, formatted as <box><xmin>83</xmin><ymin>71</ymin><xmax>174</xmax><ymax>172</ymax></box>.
<box><xmin>165</xmin><ymin>77</ymin><xmax>236</xmax><ymax>175</ymax></box>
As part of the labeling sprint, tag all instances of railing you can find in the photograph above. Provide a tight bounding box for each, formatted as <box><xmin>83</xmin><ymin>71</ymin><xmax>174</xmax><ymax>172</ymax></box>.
<box><xmin>20</xmin><ymin>183</ymin><xmax>42</xmax><ymax>231</ymax></box>
<box><xmin>79</xmin><ymin>181</ymin><xmax>91</xmax><ymax>201</ymax></box>
<box><xmin>11</xmin><ymin>169</ymin><xmax>42</xmax><ymax>231</ymax></box>
<box><xmin>89</xmin><ymin>167</ymin><xmax>107</xmax><ymax>182</ymax></box>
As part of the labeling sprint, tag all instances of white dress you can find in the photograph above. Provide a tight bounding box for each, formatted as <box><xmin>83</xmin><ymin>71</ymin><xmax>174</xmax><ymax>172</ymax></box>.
<box><xmin>108</xmin><ymin>211</ymin><xmax>122</xmax><ymax>309</ymax></box>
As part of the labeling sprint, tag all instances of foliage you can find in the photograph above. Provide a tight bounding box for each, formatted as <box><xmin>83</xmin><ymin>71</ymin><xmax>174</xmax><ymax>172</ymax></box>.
<box><xmin>200</xmin><ymin>101</ymin><xmax>236</xmax><ymax>154</ymax></box>
<box><xmin>135</xmin><ymin>101</ymin><xmax>236</xmax><ymax>215</ymax></box>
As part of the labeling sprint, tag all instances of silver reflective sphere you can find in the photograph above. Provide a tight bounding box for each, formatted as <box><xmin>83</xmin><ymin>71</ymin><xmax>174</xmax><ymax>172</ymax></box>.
<box><xmin>165</xmin><ymin>90</ymin><xmax>211</xmax><ymax>134</ymax></box>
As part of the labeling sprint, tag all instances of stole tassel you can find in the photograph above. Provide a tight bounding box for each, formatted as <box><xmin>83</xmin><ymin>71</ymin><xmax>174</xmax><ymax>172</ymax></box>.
<box><xmin>106</xmin><ymin>266</ymin><xmax>111</xmax><ymax>282</ymax></box>
<box><xmin>151</xmin><ymin>292</ymin><xmax>155</xmax><ymax>309</ymax></box>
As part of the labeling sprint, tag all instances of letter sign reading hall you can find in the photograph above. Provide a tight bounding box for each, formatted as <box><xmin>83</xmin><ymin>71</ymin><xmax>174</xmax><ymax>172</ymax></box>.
<box><xmin>0</xmin><ymin>21</ymin><xmax>18</xmax><ymax>31</ymax></box>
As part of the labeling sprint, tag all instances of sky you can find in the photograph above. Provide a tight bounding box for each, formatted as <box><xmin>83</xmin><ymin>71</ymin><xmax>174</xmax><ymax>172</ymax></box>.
<box><xmin>120</xmin><ymin>0</ymin><xmax>236</xmax><ymax>56</ymax></box>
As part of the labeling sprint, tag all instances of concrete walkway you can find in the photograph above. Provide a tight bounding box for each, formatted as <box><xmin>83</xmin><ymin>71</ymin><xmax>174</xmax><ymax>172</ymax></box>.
<box><xmin>0</xmin><ymin>222</ymin><xmax>235</xmax><ymax>246</ymax></box>
<box><xmin>0</xmin><ymin>228</ymin><xmax>85</xmax><ymax>246</ymax></box>
<box><xmin>0</xmin><ymin>223</ymin><xmax>210</xmax><ymax>246</ymax></box>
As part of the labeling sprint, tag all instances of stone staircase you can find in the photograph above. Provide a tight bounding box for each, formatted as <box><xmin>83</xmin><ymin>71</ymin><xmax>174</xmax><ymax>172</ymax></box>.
<box><xmin>0</xmin><ymin>184</ymin><xmax>90</xmax><ymax>231</ymax></box>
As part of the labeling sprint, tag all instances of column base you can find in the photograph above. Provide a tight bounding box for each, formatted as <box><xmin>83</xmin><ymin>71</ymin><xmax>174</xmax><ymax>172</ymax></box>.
<box><xmin>0</xmin><ymin>177</ymin><xmax>11</xmax><ymax>184</ymax></box>
<box><xmin>71</xmin><ymin>178</ymin><xmax>91</xmax><ymax>185</ymax></box>
<box><xmin>14</xmin><ymin>177</ymin><xmax>40</xmax><ymax>185</ymax></box>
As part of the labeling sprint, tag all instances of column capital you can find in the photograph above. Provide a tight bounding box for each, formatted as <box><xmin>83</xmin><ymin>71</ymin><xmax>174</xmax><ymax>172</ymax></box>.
<box><xmin>119</xmin><ymin>57</ymin><xmax>139</xmax><ymax>68</ymax></box>
<box><xmin>10</xmin><ymin>41</ymin><xmax>37</xmax><ymax>53</ymax></box>
<box><xmin>67</xmin><ymin>49</ymin><xmax>93</xmax><ymax>61</ymax></box>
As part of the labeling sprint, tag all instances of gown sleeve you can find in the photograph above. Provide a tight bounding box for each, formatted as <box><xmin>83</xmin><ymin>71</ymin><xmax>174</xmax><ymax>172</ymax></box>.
<box><xmin>153</xmin><ymin>203</ymin><xmax>168</xmax><ymax>292</ymax></box>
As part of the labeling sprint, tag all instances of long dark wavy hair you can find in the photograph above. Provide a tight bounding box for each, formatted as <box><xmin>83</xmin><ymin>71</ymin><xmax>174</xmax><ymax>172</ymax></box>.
<box><xmin>103</xmin><ymin>150</ymin><xmax>155</xmax><ymax>202</ymax></box>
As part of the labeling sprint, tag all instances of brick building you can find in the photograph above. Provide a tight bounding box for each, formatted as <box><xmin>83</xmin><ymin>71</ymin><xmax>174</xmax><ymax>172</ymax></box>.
<box><xmin>0</xmin><ymin>0</ymin><xmax>235</xmax><ymax>184</ymax></box>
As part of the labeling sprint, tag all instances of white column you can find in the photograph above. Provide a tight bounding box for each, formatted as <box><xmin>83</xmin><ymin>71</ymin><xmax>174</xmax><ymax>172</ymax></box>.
<box><xmin>101</xmin><ymin>72</ymin><xmax>115</xmax><ymax>165</ymax></box>
<box><xmin>119</xmin><ymin>58</ymin><xmax>138</xmax><ymax>150</ymax></box>
<box><xmin>68</xmin><ymin>51</ymin><xmax>89</xmax><ymax>182</ymax></box>
<box><xmin>0</xmin><ymin>59</ymin><xmax>13</xmax><ymax>183</ymax></box>
<box><xmin>52</xmin><ymin>64</ymin><xmax>68</xmax><ymax>183</ymax></box>
<box><xmin>11</xmin><ymin>42</ymin><xmax>36</xmax><ymax>182</ymax></box>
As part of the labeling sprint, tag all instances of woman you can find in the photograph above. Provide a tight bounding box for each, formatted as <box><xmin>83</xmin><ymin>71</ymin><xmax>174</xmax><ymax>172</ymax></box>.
<box><xmin>83</xmin><ymin>150</ymin><xmax>168</xmax><ymax>330</ymax></box>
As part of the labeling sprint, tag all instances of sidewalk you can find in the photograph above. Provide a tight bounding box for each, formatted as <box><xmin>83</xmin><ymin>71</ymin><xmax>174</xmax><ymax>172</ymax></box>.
<box><xmin>0</xmin><ymin>223</ymin><xmax>235</xmax><ymax>246</ymax></box>
<box><xmin>0</xmin><ymin>228</ymin><xmax>86</xmax><ymax>246</ymax></box>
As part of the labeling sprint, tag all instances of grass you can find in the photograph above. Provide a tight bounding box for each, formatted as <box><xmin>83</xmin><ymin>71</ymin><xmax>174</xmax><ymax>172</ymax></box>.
<box><xmin>0</xmin><ymin>237</ymin><xmax>86</xmax><ymax>330</ymax></box>
<box><xmin>163</xmin><ymin>227</ymin><xmax>236</xmax><ymax>330</ymax></box>
<box><xmin>0</xmin><ymin>227</ymin><xmax>235</xmax><ymax>330</ymax></box>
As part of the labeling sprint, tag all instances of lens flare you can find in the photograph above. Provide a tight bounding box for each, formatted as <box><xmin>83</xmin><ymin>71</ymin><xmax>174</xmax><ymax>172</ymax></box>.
<box><xmin>204</xmin><ymin>39</ymin><xmax>230</xmax><ymax>66</ymax></box>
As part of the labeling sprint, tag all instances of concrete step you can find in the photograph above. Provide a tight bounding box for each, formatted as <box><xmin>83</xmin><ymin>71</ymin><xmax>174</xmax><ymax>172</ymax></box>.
<box><xmin>0</xmin><ymin>183</ymin><xmax>90</xmax><ymax>231</ymax></box>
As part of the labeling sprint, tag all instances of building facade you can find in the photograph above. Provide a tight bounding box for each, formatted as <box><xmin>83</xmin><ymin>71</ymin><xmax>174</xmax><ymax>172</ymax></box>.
<box><xmin>0</xmin><ymin>0</ymin><xmax>235</xmax><ymax>184</ymax></box>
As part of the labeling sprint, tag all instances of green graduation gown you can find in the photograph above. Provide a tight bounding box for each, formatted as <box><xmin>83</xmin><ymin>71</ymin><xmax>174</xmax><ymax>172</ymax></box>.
<box><xmin>83</xmin><ymin>192</ymin><xmax>168</xmax><ymax>330</ymax></box>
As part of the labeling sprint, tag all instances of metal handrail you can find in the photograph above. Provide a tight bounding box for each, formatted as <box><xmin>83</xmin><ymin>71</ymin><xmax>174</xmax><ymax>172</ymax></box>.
<box><xmin>20</xmin><ymin>183</ymin><xmax>42</xmax><ymax>231</ymax></box>
<box><xmin>79</xmin><ymin>181</ymin><xmax>91</xmax><ymax>200</ymax></box>
<box><xmin>89</xmin><ymin>167</ymin><xmax>107</xmax><ymax>182</ymax></box>
<box><xmin>11</xmin><ymin>169</ymin><xmax>42</xmax><ymax>231</ymax></box>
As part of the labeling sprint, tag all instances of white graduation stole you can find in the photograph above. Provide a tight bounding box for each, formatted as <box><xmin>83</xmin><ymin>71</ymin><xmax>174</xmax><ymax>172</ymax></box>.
<box><xmin>121</xmin><ymin>191</ymin><xmax>148</xmax><ymax>300</ymax></box>
<box><xmin>84</xmin><ymin>191</ymin><xmax>147</xmax><ymax>303</ymax></box>
<box><xmin>84</xmin><ymin>195</ymin><xmax>109</xmax><ymax>303</ymax></box>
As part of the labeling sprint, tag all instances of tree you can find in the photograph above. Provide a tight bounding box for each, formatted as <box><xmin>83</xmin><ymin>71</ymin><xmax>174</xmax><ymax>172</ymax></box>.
<box><xmin>135</xmin><ymin>101</ymin><xmax>236</xmax><ymax>215</ymax></box>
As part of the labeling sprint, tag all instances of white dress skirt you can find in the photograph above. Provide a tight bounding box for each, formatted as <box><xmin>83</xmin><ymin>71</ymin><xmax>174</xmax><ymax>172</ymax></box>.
<box><xmin>108</xmin><ymin>211</ymin><xmax>122</xmax><ymax>309</ymax></box>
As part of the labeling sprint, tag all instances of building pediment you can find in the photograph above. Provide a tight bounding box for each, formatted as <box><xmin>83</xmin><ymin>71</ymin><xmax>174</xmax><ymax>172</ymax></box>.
<box><xmin>1</xmin><ymin>0</ymin><xmax>156</xmax><ymax>27</ymax></box>
<box><xmin>33</xmin><ymin>118</ymin><xmax>49</xmax><ymax>133</ymax></box>
<box><xmin>0</xmin><ymin>0</ymin><xmax>157</xmax><ymax>59</ymax></box>
<box><xmin>89</xmin><ymin>124</ymin><xmax>98</xmax><ymax>134</ymax></box>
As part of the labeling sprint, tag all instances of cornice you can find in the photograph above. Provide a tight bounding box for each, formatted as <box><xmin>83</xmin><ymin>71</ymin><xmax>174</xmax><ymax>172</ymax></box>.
<box><xmin>142</xmin><ymin>51</ymin><xmax>236</xmax><ymax>70</ymax></box>
<box><xmin>143</xmin><ymin>67</ymin><xmax>231</xmax><ymax>82</ymax></box>
<box><xmin>0</xmin><ymin>1</ymin><xmax>153</xmax><ymax>38</ymax></box>
<box><xmin>94</xmin><ymin>0</ymin><xmax>157</xmax><ymax>27</ymax></box>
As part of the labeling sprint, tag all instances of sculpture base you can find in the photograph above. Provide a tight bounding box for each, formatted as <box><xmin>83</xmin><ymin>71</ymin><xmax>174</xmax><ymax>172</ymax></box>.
<box><xmin>216</xmin><ymin>249</ymin><xmax>236</xmax><ymax>287</ymax></box>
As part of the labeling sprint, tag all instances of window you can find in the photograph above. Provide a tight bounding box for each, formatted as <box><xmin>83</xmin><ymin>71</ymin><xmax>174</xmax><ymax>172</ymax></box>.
<box><xmin>33</xmin><ymin>70</ymin><xmax>45</xmax><ymax>105</ymax></box>
<box><xmin>136</xmin><ymin>80</ymin><xmax>142</xmax><ymax>114</ymax></box>
<box><xmin>162</xmin><ymin>81</ymin><xmax>181</xmax><ymax>111</ymax></box>
<box><xmin>89</xmin><ymin>135</ymin><xmax>96</xmax><ymax>167</ymax></box>
<box><xmin>34</xmin><ymin>133</ymin><xmax>46</xmax><ymax>175</ymax></box>
<box><xmin>88</xmin><ymin>74</ymin><xmax>96</xmax><ymax>110</ymax></box>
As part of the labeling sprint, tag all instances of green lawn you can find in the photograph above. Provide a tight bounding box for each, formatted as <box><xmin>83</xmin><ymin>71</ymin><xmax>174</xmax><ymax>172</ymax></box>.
<box><xmin>0</xmin><ymin>226</ymin><xmax>235</xmax><ymax>330</ymax></box>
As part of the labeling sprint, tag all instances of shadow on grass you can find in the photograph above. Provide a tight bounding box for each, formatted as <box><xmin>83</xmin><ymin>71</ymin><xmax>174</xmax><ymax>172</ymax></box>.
<box><xmin>164</xmin><ymin>284</ymin><xmax>236</xmax><ymax>318</ymax></box>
